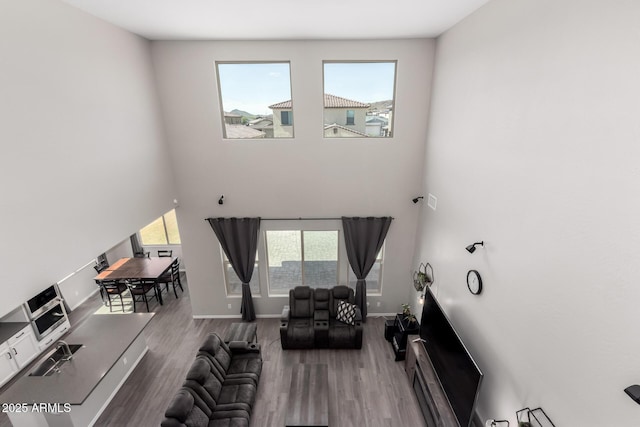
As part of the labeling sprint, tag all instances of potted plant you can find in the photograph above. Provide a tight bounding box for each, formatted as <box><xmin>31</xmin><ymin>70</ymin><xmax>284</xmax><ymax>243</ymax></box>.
<box><xmin>406</xmin><ymin>313</ymin><xmax>418</xmax><ymax>325</ymax></box>
<box><xmin>401</xmin><ymin>303</ymin><xmax>411</xmax><ymax>317</ymax></box>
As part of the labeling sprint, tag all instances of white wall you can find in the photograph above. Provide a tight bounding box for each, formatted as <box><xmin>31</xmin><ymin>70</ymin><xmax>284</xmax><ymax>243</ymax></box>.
<box><xmin>151</xmin><ymin>39</ymin><xmax>436</xmax><ymax>316</ymax></box>
<box><xmin>414</xmin><ymin>0</ymin><xmax>640</xmax><ymax>425</ymax></box>
<box><xmin>0</xmin><ymin>0</ymin><xmax>176</xmax><ymax>317</ymax></box>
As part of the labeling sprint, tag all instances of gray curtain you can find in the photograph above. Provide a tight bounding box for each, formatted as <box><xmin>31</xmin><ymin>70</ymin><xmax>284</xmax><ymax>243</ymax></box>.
<box><xmin>342</xmin><ymin>216</ymin><xmax>392</xmax><ymax>322</ymax></box>
<box><xmin>130</xmin><ymin>234</ymin><xmax>143</xmax><ymax>255</ymax></box>
<box><xmin>207</xmin><ymin>217</ymin><xmax>260</xmax><ymax>322</ymax></box>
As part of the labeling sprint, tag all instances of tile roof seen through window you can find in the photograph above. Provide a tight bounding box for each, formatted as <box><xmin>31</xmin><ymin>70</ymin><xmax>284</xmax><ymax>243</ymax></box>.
<box><xmin>269</xmin><ymin>94</ymin><xmax>370</xmax><ymax>109</ymax></box>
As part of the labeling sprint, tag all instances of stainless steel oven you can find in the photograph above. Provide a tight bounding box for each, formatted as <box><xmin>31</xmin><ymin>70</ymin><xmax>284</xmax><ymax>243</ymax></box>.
<box><xmin>31</xmin><ymin>302</ymin><xmax>68</xmax><ymax>341</ymax></box>
<box><xmin>25</xmin><ymin>284</ymin><xmax>61</xmax><ymax>319</ymax></box>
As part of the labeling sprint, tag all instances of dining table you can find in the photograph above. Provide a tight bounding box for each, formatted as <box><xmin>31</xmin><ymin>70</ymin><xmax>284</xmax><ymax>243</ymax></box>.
<box><xmin>94</xmin><ymin>256</ymin><xmax>175</xmax><ymax>305</ymax></box>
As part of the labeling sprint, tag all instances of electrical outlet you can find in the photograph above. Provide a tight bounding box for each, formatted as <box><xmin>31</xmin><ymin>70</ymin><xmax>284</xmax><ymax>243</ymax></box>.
<box><xmin>123</xmin><ymin>357</ymin><xmax>128</xmax><ymax>365</ymax></box>
<box><xmin>227</xmin><ymin>304</ymin><xmax>232</xmax><ymax>310</ymax></box>
<box><xmin>376</xmin><ymin>302</ymin><xmax>381</xmax><ymax>307</ymax></box>
<box><xmin>366</xmin><ymin>302</ymin><xmax>370</xmax><ymax>306</ymax></box>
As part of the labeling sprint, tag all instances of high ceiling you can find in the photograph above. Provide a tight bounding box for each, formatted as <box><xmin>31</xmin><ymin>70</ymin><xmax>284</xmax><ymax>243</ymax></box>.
<box><xmin>60</xmin><ymin>0</ymin><xmax>490</xmax><ymax>40</ymax></box>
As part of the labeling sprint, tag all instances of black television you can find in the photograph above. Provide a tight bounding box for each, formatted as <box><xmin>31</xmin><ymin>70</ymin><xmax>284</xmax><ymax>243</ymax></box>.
<box><xmin>419</xmin><ymin>287</ymin><xmax>483</xmax><ymax>427</ymax></box>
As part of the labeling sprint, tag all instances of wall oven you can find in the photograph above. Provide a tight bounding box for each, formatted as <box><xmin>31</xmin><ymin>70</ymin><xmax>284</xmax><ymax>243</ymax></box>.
<box><xmin>31</xmin><ymin>302</ymin><xmax>68</xmax><ymax>341</ymax></box>
<box><xmin>24</xmin><ymin>285</ymin><xmax>70</xmax><ymax>341</ymax></box>
<box><xmin>25</xmin><ymin>284</ymin><xmax>61</xmax><ymax>319</ymax></box>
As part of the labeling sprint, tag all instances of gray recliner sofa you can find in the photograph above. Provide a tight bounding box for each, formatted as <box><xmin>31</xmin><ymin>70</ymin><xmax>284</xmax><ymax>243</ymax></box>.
<box><xmin>280</xmin><ymin>285</ymin><xmax>363</xmax><ymax>349</ymax></box>
<box><xmin>161</xmin><ymin>333</ymin><xmax>262</xmax><ymax>427</ymax></box>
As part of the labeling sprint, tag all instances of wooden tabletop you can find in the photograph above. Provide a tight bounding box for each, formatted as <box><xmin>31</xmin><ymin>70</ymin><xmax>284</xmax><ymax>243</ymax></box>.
<box><xmin>285</xmin><ymin>364</ymin><xmax>329</xmax><ymax>427</ymax></box>
<box><xmin>94</xmin><ymin>257</ymin><xmax>174</xmax><ymax>281</ymax></box>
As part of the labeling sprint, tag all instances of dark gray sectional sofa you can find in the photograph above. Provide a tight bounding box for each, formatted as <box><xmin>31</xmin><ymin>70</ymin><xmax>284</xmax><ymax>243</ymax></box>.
<box><xmin>280</xmin><ymin>285</ymin><xmax>363</xmax><ymax>349</ymax></box>
<box><xmin>161</xmin><ymin>333</ymin><xmax>262</xmax><ymax>427</ymax></box>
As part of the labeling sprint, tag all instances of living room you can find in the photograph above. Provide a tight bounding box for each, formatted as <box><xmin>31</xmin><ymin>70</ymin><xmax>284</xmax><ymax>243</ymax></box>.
<box><xmin>3</xmin><ymin>0</ymin><xmax>639</xmax><ymax>426</ymax></box>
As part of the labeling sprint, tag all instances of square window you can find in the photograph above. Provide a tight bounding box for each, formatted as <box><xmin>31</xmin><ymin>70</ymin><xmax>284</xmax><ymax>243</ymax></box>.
<box><xmin>281</xmin><ymin>111</ymin><xmax>293</xmax><ymax>126</ymax></box>
<box><xmin>323</xmin><ymin>61</ymin><xmax>397</xmax><ymax>138</ymax></box>
<box><xmin>216</xmin><ymin>62</ymin><xmax>294</xmax><ymax>139</ymax></box>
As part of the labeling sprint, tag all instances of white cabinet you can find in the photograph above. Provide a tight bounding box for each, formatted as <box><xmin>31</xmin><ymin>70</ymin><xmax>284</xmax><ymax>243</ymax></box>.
<box><xmin>8</xmin><ymin>326</ymin><xmax>39</xmax><ymax>368</ymax></box>
<box><xmin>0</xmin><ymin>342</ymin><xmax>18</xmax><ymax>387</ymax></box>
<box><xmin>0</xmin><ymin>326</ymin><xmax>41</xmax><ymax>387</ymax></box>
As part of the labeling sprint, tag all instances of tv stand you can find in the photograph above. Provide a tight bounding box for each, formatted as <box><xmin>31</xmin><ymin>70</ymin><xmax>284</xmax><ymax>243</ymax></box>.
<box><xmin>405</xmin><ymin>342</ymin><xmax>458</xmax><ymax>427</ymax></box>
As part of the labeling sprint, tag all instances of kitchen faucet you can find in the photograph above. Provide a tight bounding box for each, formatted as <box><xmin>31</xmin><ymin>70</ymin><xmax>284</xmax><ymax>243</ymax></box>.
<box><xmin>56</xmin><ymin>340</ymin><xmax>73</xmax><ymax>361</ymax></box>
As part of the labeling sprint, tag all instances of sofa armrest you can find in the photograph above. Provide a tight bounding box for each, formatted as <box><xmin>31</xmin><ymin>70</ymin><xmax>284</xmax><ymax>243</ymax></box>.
<box><xmin>354</xmin><ymin>307</ymin><xmax>363</xmax><ymax>323</ymax></box>
<box><xmin>228</xmin><ymin>341</ymin><xmax>261</xmax><ymax>354</ymax></box>
<box><xmin>280</xmin><ymin>306</ymin><xmax>290</xmax><ymax>323</ymax></box>
<box><xmin>280</xmin><ymin>306</ymin><xmax>290</xmax><ymax>349</ymax></box>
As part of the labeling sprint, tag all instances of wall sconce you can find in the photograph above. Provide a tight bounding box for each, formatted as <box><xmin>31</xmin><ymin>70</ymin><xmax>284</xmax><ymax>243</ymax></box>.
<box><xmin>466</xmin><ymin>241</ymin><xmax>484</xmax><ymax>253</ymax></box>
<box><xmin>218</xmin><ymin>195</ymin><xmax>224</xmax><ymax>205</ymax></box>
<box><xmin>485</xmin><ymin>420</ymin><xmax>509</xmax><ymax>427</ymax></box>
<box><xmin>625</xmin><ymin>384</ymin><xmax>640</xmax><ymax>404</ymax></box>
<box><xmin>412</xmin><ymin>196</ymin><xmax>424</xmax><ymax>204</ymax></box>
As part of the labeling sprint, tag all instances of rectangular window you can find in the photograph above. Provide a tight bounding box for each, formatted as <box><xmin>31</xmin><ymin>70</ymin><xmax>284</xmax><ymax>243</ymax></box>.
<box><xmin>140</xmin><ymin>209</ymin><xmax>182</xmax><ymax>245</ymax></box>
<box><xmin>348</xmin><ymin>245</ymin><xmax>384</xmax><ymax>293</ymax></box>
<box><xmin>281</xmin><ymin>111</ymin><xmax>292</xmax><ymax>126</ymax></box>
<box><xmin>346</xmin><ymin>110</ymin><xmax>355</xmax><ymax>125</ymax></box>
<box><xmin>222</xmin><ymin>251</ymin><xmax>260</xmax><ymax>296</ymax></box>
<box><xmin>323</xmin><ymin>61</ymin><xmax>397</xmax><ymax>138</ymax></box>
<box><xmin>216</xmin><ymin>62</ymin><xmax>294</xmax><ymax>139</ymax></box>
<box><xmin>266</xmin><ymin>230</ymin><xmax>338</xmax><ymax>295</ymax></box>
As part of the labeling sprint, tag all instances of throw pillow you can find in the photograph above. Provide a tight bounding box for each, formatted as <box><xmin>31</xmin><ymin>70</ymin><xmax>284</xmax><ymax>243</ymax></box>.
<box><xmin>336</xmin><ymin>301</ymin><xmax>357</xmax><ymax>325</ymax></box>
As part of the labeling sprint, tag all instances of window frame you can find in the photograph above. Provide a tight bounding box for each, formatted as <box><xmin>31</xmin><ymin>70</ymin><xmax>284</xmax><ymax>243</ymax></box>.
<box><xmin>215</xmin><ymin>61</ymin><xmax>294</xmax><ymax>140</ymax></box>
<box><xmin>322</xmin><ymin>60</ymin><xmax>398</xmax><ymax>139</ymax></box>
<box><xmin>346</xmin><ymin>110</ymin><xmax>355</xmax><ymax>125</ymax></box>
<box><xmin>281</xmin><ymin>111</ymin><xmax>293</xmax><ymax>126</ymax></box>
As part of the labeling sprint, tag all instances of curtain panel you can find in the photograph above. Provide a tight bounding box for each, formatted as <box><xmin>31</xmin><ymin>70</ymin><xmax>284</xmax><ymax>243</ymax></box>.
<box><xmin>206</xmin><ymin>217</ymin><xmax>260</xmax><ymax>321</ymax></box>
<box><xmin>342</xmin><ymin>216</ymin><xmax>392</xmax><ymax>322</ymax></box>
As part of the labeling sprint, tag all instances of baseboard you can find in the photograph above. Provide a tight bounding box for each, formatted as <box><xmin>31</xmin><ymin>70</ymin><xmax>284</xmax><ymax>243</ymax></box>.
<box><xmin>193</xmin><ymin>312</ymin><xmax>397</xmax><ymax>319</ymax></box>
<box><xmin>193</xmin><ymin>314</ymin><xmax>242</xmax><ymax>319</ymax></box>
<box><xmin>192</xmin><ymin>314</ymin><xmax>283</xmax><ymax>319</ymax></box>
<box><xmin>367</xmin><ymin>312</ymin><xmax>398</xmax><ymax>318</ymax></box>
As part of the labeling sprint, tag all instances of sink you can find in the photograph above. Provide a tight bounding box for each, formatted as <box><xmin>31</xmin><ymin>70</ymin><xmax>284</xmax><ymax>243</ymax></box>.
<box><xmin>29</xmin><ymin>344</ymin><xmax>84</xmax><ymax>376</ymax></box>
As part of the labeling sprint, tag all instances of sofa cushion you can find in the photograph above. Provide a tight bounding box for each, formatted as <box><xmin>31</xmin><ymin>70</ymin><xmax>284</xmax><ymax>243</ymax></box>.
<box><xmin>314</xmin><ymin>288</ymin><xmax>330</xmax><ymax>311</ymax></box>
<box><xmin>329</xmin><ymin>285</ymin><xmax>354</xmax><ymax>318</ymax></box>
<box><xmin>336</xmin><ymin>301</ymin><xmax>357</xmax><ymax>325</ymax></box>
<box><xmin>286</xmin><ymin>318</ymin><xmax>315</xmax><ymax>348</ymax></box>
<box><xmin>199</xmin><ymin>334</ymin><xmax>233</xmax><ymax>375</ymax></box>
<box><xmin>290</xmin><ymin>286</ymin><xmax>315</xmax><ymax>318</ymax></box>
<box><xmin>162</xmin><ymin>387</ymin><xmax>211</xmax><ymax>427</ymax></box>
<box><xmin>185</xmin><ymin>357</ymin><xmax>223</xmax><ymax>406</ymax></box>
<box><xmin>328</xmin><ymin>319</ymin><xmax>358</xmax><ymax>348</ymax></box>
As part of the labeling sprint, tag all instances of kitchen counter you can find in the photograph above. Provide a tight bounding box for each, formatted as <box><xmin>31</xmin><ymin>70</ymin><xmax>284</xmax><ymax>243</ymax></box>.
<box><xmin>0</xmin><ymin>322</ymin><xmax>30</xmax><ymax>344</ymax></box>
<box><xmin>0</xmin><ymin>313</ymin><xmax>154</xmax><ymax>406</ymax></box>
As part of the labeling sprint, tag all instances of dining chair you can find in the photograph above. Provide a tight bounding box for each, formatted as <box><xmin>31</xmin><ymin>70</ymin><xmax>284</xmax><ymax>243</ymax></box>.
<box><xmin>157</xmin><ymin>250</ymin><xmax>173</xmax><ymax>258</ymax></box>
<box><xmin>127</xmin><ymin>279</ymin><xmax>159</xmax><ymax>312</ymax></box>
<box><xmin>158</xmin><ymin>259</ymin><xmax>183</xmax><ymax>298</ymax></box>
<box><xmin>134</xmin><ymin>251</ymin><xmax>150</xmax><ymax>258</ymax></box>
<box><xmin>100</xmin><ymin>280</ymin><xmax>129</xmax><ymax>312</ymax></box>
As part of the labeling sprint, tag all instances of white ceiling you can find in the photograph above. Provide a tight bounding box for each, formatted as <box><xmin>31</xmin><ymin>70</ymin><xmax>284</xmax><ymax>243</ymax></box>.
<box><xmin>60</xmin><ymin>0</ymin><xmax>490</xmax><ymax>40</ymax></box>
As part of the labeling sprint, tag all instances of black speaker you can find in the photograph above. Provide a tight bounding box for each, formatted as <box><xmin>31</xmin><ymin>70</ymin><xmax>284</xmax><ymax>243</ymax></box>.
<box><xmin>384</xmin><ymin>319</ymin><xmax>397</xmax><ymax>342</ymax></box>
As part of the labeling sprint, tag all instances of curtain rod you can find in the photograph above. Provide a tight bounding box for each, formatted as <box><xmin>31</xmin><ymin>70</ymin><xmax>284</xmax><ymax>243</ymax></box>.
<box><xmin>205</xmin><ymin>217</ymin><xmax>394</xmax><ymax>221</ymax></box>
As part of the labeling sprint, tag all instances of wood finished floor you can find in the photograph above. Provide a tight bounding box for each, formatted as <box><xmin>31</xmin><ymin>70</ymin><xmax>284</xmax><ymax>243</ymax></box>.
<box><xmin>0</xmin><ymin>278</ymin><xmax>426</xmax><ymax>427</ymax></box>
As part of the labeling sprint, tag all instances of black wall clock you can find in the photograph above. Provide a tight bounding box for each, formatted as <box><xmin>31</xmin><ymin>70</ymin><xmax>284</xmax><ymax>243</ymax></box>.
<box><xmin>466</xmin><ymin>270</ymin><xmax>482</xmax><ymax>295</ymax></box>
